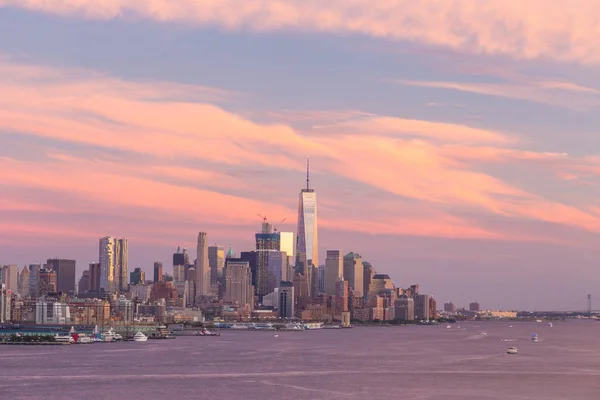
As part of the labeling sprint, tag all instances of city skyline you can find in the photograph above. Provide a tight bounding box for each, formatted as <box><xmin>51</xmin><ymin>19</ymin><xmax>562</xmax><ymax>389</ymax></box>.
<box><xmin>1</xmin><ymin>2</ymin><xmax>600</xmax><ymax>310</ymax></box>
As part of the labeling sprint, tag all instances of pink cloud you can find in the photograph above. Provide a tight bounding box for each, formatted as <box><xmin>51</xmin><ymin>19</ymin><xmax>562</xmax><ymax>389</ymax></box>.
<box><xmin>2</xmin><ymin>1</ymin><xmax>600</xmax><ymax>65</ymax></box>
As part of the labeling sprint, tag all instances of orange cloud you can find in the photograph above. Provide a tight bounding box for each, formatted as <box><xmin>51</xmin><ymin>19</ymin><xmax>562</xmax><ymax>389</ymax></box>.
<box><xmin>2</xmin><ymin>1</ymin><xmax>600</xmax><ymax>64</ymax></box>
<box><xmin>2</xmin><ymin>57</ymin><xmax>600</xmax><ymax>245</ymax></box>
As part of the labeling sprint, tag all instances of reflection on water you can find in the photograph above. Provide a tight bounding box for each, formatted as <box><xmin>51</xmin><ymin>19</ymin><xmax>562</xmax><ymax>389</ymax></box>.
<box><xmin>1</xmin><ymin>320</ymin><xmax>600</xmax><ymax>399</ymax></box>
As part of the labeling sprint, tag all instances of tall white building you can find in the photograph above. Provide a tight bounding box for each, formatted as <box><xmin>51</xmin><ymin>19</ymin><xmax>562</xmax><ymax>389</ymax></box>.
<box><xmin>195</xmin><ymin>232</ymin><xmax>210</xmax><ymax>301</ymax></box>
<box><xmin>325</xmin><ymin>250</ymin><xmax>343</xmax><ymax>296</ymax></box>
<box><xmin>99</xmin><ymin>236</ymin><xmax>128</xmax><ymax>293</ymax></box>
<box><xmin>295</xmin><ymin>158</ymin><xmax>318</xmax><ymax>295</ymax></box>
<box><xmin>1</xmin><ymin>265</ymin><xmax>19</xmax><ymax>293</ymax></box>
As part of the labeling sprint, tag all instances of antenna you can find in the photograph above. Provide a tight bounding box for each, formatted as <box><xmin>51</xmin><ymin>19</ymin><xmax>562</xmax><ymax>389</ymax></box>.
<box><xmin>306</xmin><ymin>156</ymin><xmax>310</xmax><ymax>190</ymax></box>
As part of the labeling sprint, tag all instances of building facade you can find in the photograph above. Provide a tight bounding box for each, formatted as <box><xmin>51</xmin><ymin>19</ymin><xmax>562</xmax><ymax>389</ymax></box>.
<box><xmin>195</xmin><ymin>232</ymin><xmax>211</xmax><ymax>300</ymax></box>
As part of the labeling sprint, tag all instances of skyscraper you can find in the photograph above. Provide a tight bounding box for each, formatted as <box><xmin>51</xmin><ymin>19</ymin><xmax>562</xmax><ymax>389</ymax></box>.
<box><xmin>208</xmin><ymin>245</ymin><xmax>225</xmax><ymax>286</ymax></box>
<box><xmin>1</xmin><ymin>265</ymin><xmax>18</xmax><ymax>293</ymax></box>
<box><xmin>28</xmin><ymin>264</ymin><xmax>41</xmax><ymax>298</ymax></box>
<box><xmin>173</xmin><ymin>246</ymin><xmax>185</xmax><ymax>282</ymax></box>
<box><xmin>278</xmin><ymin>281</ymin><xmax>295</xmax><ymax>318</ymax></box>
<box><xmin>295</xmin><ymin>157</ymin><xmax>318</xmax><ymax>295</ymax></box>
<box><xmin>89</xmin><ymin>262</ymin><xmax>101</xmax><ymax>292</ymax></box>
<box><xmin>18</xmin><ymin>266</ymin><xmax>29</xmax><ymax>297</ymax></box>
<box><xmin>195</xmin><ymin>232</ymin><xmax>210</xmax><ymax>300</ymax></box>
<box><xmin>78</xmin><ymin>270</ymin><xmax>90</xmax><ymax>294</ymax></box>
<box><xmin>99</xmin><ymin>236</ymin><xmax>128</xmax><ymax>293</ymax></box>
<box><xmin>153</xmin><ymin>262</ymin><xmax>163</xmax><ymax>283</ymax></box>
<box><xmin>45</xmin><ymin>259</ymin><xmax>76</xmax><ymax>293</ymax></box>
<box><xmin>325</xmin><ymin>250</ymin><xmax>343</xmax><ymax>296</ymax></box>
<box><xmin>255</xmin><ymin>222</ymin><xmax>280</xmax><ymax>300</ymax></box>
<box><xmin>343</xmin><ymin>252</ymin><xmax>364</xmax><ymax>298</ymax></box>
<box><xmin>223</xmin><ymin>260</ymin><xmax>253</xmax><ymax>310</ymax></box>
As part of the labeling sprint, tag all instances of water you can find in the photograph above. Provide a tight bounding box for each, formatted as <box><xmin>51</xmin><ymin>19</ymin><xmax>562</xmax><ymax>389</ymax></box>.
<box><xmin>2</xmin><ymin>320</ymin><xmax>600</xmax><ymax>399</ymax></box>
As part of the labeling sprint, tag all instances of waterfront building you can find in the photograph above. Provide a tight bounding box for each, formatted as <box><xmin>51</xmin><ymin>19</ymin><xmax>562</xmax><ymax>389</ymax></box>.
<box><xmin>394</xmin><ymin>297</ymin><xmax>415</xmax><ymax>321</ymax></box>
<box><xmin>153</xmin><ymin>262</ymin><xmax>163</xmax><ymax>283</ymax></box>
<box><xmin>195</xmin><ymin>232</ymin><xmax>211</xmax><ymax>301</ymax></box>
<box><xmin>18</xmin><ymin>266</ymin><xmax>29</xmax><ymax>297</ymax></box>
<box><xmin>343</xmin><ymin>252</ymin><xmax>364</xmax><ymax>298</ymax></box>
<box><xmin>130</xmin><ymin>267</ymin><xmax>145</xmax><ymax>285</ymax></box>
<box><xmin>324</xmin><ymin>250</ymin><xmax>343</xmax><ymax>296</ymax></box>
<box><xmin>335</xmin><ymin>278</ymin><xmax>349</xmax><ymax>316</ymax></box>
<box><xmin>444</xmin><ymin>302</ymin><xmax>455</xmax><ymax>312</ymax></box>
<box><xmin>367</xmin><ymin>274</ymin><xmax>395</xmax><ymax>307</ymax></box>
<box><xmin>278</xmin><ymin>281</ymin><xmax>294</xmax><ymax>318</ymax></box>
<box><xmin>45</xmin><ymin>258</ymin><xmax>76</xmax><ymax>293</ymax></box>
<box><xmin>0</xmin><ymin>284</ymin><xmax>10</xmax><ymax>323</ymax></box>
<box><xmin>35</xmin><ymin>301</ymin><xmax>71</xmax><ymax>324</ymax></box>
<box><xmin>415</xmin><ymin>294</ymin><xmax>432</xmax><ymax>320</ymax></box>
<box><xmin>295</xmin><ymin>158</ymin><xmax>318</xmax><ymax>296</ymax></box>
<box><xmin>469</xmin><ymin>302</ymin><xmax>481</xmax><ymax>312</ymax></box>
<box><xmin>208</xmin><ymin>245</ymin><xmax>225</xmax><ymax>287</ymax></box>
<box><xmin>429</xmin><ymin>297</ymin><xmax>437</xmax><ymax>320</ymax></box>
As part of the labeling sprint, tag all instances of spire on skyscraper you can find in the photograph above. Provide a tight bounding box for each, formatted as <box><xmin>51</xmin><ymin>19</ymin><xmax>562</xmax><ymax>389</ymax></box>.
<box><xmin>306</xmin><ymin>156</ymin><xmax>310</xmax><ymax>190</ymax></box>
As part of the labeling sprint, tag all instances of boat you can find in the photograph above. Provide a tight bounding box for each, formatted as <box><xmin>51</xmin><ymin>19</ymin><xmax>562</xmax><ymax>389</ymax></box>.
<box><xmin>54</xmin><ymin>334</ymin><xmax>73</xmax><ymax>344</ymax></box>
<box><xmin>531</xmin><ymin>333</ymin><xmax>539</xmax><ymax>342</ymax></box>
<box><xmin>273</xmin><ymin>334</ymin><xmax>279</xmax><ymax>338</ymax></box>
<box><xmin>133</xmin><ymin>332</ymin><xmax>148</xmax><ymax>342</ymax></box>
<box><xmin>478</xmin><ymin>331</ymin><xmax>487</xmax><ymax>336</ymax></box>
<box><xmin>446</xmin><ymin>325</ymin><xmax>451</xmax><ymax>329</ymax></box>
<box><xmin>507</xmin><ymin>347</ymin><xmax>518</xmax><ymax>354</ymax></box>
<box><xmin>548</xmin><ymin>322</ymin><xmax>553</xmax><ymax>327</ymax></box>
<box><xmin>304</xmin><ymin>322</ymin><xmax>323</xmax><ymax>330</ymax></box>
<box><xmin>194</xmin><ymin>328</ymin><xmax>220</xmax><ymax>337</ymax></box>
<box><xmin>535</xmin><ymin>319</ymin><xmax>543</xmax><ymax>323</ymax></box>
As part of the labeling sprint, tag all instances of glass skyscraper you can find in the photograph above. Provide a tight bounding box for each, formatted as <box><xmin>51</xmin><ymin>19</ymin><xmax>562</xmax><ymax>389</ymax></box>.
<box><xmin>295</xmin><ymin>158</ymin><xmax>318</xmax><ymax>296</ymax></box>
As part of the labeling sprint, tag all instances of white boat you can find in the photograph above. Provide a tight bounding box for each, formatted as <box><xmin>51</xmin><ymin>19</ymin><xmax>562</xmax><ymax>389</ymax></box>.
<box><xmin>133</xmin><ymin>332</ymin><xmax>148</xmax><ymax>342</ymax></box>
<box><xmin>548</xmin><ymin>322</ymin><xmax>553</xmax><ymax>327</ymax></box>
<box><xmin>55</xmin><ymin>334</ymin><xmax>74</xmax><ymax>343</ymax></box>
<box><xmin>231</xmin><ymin>324</ymin><xmax>248</xmax><ymax>330</ymax></box>
<box><xmin>478</xmin><ymin>331</ymin><xmax>487</xmax><ymax>336</ymax></box>
<box><xmin>507</xmin><ymin>347</ymin><xmax>518</xmax><ymax>354</ymax></box>
<box><xmin>304</xmin><ymin>322</ymin><xmax>323</xmax><ymax>330</ymax></box>
<box><xmin>77</xmin><ymin>336</ymin><xmax>93</xmax><ymax>344</ymax></box>
<box><xmin>446</xmin><ymin>325</ymin><xmax>451</xmax><ymax>329</ymax></box>
<box><xmin>273</xmin><ymin>334</ymin><xmax>279</xmax><ymax>338</ymax></box>
<box><xmin>535</xmin><ymin>319</ymin><xmax>543</xmax><ymax>323</ymax></box>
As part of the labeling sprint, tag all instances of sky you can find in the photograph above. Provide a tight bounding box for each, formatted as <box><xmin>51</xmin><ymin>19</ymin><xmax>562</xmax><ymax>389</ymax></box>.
<box><xmin>1</xmin><ymin>1</ymin><xmax>600</xmax><ymax>311</ymax></box>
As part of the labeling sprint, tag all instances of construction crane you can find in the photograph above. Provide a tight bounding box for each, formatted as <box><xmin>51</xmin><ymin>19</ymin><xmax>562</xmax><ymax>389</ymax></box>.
<box><xmin>257</xmin><ymin>213</ymin><xmax>268</xmax><ymax>223</ymax></box>
<box><xmin>273</xmin><ymin>218</ymin><xmax>286</xmax><ymax>232</ymax></box>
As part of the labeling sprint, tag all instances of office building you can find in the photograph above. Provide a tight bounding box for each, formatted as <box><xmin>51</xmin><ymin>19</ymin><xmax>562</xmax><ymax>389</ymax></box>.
<box><xmin>223</xmin><ymin>260</ymin><xmax>254</xmax><ymax>310</ymax></box>
<box><xmin>78</xmin><ymin>270</ymin><xmax>90</xmax><ymax>294</ymax></box>
<box><xmin>295</xmin><ymin>158</ymin><xmax>318</xmax><ymax>295</ymax></box>
<box><xmin>324</xmin><ymin>250</ymin><xmax>343</xmax><ymax>296</ymax></box>
<box><xmin>278</xmin><ymin>281</ymin><xmax>294</xmax><ymax>318</ymax></box>
<box><xmin>45</xmin><ymin>259</ymin><xmax>76</xmax><ymax>293</ymax></box>
<box><xmin>1</xmin><ymin>265</ymin><xmax>18</xmax><ymax>293</ymax></box>
<box><xmin>415</xmin><ymin>294</ymin><xmax>431</xmax><ymax>320</ymax></box>
<box><xmin>335</xmin><ymin>278</ymin><xmax>349</xmax><ymax>315</ymax></box>
<box><xmin>173</xmin><ymin>246</ymin><xmax>185</xmax><ymax>282</ymax></box>
<box><xmin>0</xmin><ymin>284</ymin><xmax>10</xmax><ymax>323</ymax></box>
<box><xmin>317</xmin><ymin>264</ymin><xmax>325</xmax><ymax>294</ymax></box>
<box><xmin>38</xmin><ymin>268</ymin><xmax>57</xmax><ymax>294</ymax></box>
<box><xmin>444</xmin><ymin>302</ymin><xmax>455</xmax><ymax>313</ymax></box>
<box><xmin>469</xmin><ymin>302</ymin><xmax>481</xmax><ymax>312</ymax></box>
<box><xmin>195</xmin><ymin>232</ymin><xmax>211</xmax><ymax>300</ymax></box>
<box><xmin>395</xmin><ymin>297</ymin><xmax>415</xmax><ymax>321</ymax></box>
<box><xmin>35</xmin><ymin>301</ymin><xmax>71</xmax><ymax>324</ymax></box>
<box><xmin>89</xmin><ymin>262</ymin><xmax>101</xmax><ymax>292</ymax></box>
<box><xmin>343</xmin><ymin>252</ymin><xmax>364</xmax><ymax>298</ymax></box>
<box><xmin>208</xmin><ymin>245</ymin><xmax>225</xmax><ymax>286</ymax></box>
<box><xmin>28</xmin><ymin>264</ymin><xmax>41</xmax><ymax>298</ymax></box>
<box><xmin>266</xmin><ymin>251</ymin><xmax>287</xmax><ymax>295</ymax></box>
<box><xmin>363</xmin><ymin>262</ymin><xmax>375</xmax><ymax>297</ymax></box>
<box><xmin>154</xmin><ymin>262</ymin><xmax>163</xmax><ymax>283</ymax></box>
<box><xmin>18</xmin><ymin>266</ymin><xmax>29</xmax><ymax>297</ymax></box>
<box><xmin>130</xmin><ymin>267</ymin><xmax>145</xmax><ymax>285</ymax></box>
<box><xmin>99</xmin><ymin>237</ymin><xmax>128</xmax><ymax>293</ymax></box>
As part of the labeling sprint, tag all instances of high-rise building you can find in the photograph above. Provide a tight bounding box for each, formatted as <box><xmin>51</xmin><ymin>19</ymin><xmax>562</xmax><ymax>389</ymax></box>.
<box><xmin>28</xmin><ymin>264</ymin><xmax>41</xmax><ymax>298</ymax></box>
<box><xmin>324</xmin><ymin>250</ymin><xmax>343</xmax><ymax>296</ymax></box>
<box><xmin>469</xmin><ymin>302</ymin><xmax>480</xmax><ymax>312</ymax></box>
<box><xmin>45</xmin><ymin>259</ymin><xmax>76</xmax><ymax>293</ymax></box>
<box><xmin>38</xmin><ymin>268</ymin><xmax>57</xmax><ymax>295</ymax></box>
<box><xmin>278</xmin><ymin>281</ymin><xmax>294</xmax><ymax>318</ymax></box>
<box><xmin>173</xmin><ymin>246</ymin><xmax>185</xmax><ymax>282</ymax></box>
<box><xmin>367</xmin><ymin>274</ymin><xmax>395</xmax><ymax>307</ymax></box>
<box><xmin>266</xmin><ymin>251</ymin><xmax>287</xmax><ymax>295</ymax></box>
<box><xmin>415</xmin><ymin>294</ymin><xmax>431</xmax><ymax>320</ymax></box>
<box><xmin>255</xmin><ymin>222</ymin><xmax>280</xmax><ymax>300</ymax></box>
<box><xmin>89</xmin><ymin>263</ymin><xmax>101</xmax><ymax>292</ymax></box>
<box><xmin>223</xmin><ymin>260</ymin><xmax>254</xmax><ymax>310</ymax></box>
<box><xmin>153</xmin><ymin>262</ymin><xmax>163</xmax><ymax>283</ymax></box>
<box><xmin>1</xmin><ymin>265</ymin><xmax>18</xmax><ymax>293</ymax></box>
<box><xmin>317</xmin><ymin>264</ymin><xmax>325</xmax><ymax>294</ymax></box>
<box><xmin>0</xmin><ymin>284</ymin><xmax>11</xmax><ymax>323</ymax></box>
<box><xmin>343</xmin><ymin>252</ymin><xmax>364</xmax><ymax>298</ymax></box>
<box><xmin>295</xmin><ymin>158</ymin><xmax>318</xmax><ymax>295</ymax></box>
<box><xmin>208</xmin><ymin>245</ymin><xmax>225</xmax><ymax>286</ymax></box>
<box><xmin>78</xmin><ymin>270</ymin><xmax>90</xmax><ymax>294</ymax></box>
<box><xmin>99</xmin><ymin>236</ymin><xmax>127</xmax><ymax>293</ymax></box>
<box><xmin>195</xmin><ymin>232</ymin><xmax>211</xmax><ymax>300</ymax></box>
<box><xmin>363</xmin><ymin>262</ymin><xmax>375</xmax><ymax>297</ymax></box>
<box><xmin>429</xmin><ymin>297</ymin><xmax>437</xmax><ymax>320</ymax></box>
<box><xmin>395</xmin><ymin>298</ymin><xmax>415</xmax><ymax>321</ymax></box>
<box><xmin>335</xmin><ymin>278</ymin><xmax>349</xmax><ymax>315</ymax></box>
<box><xmin>130</xmin><ymin>267</ymin><xmax>145</xmax><ymax>285</ymax></box>
<box><xmin>18</xmin><ymin>266</ymin><xmax>29</xmax><ymax>297</ymax></box>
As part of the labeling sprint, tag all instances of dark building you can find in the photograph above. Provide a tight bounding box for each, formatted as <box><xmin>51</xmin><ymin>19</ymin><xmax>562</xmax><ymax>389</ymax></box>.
<box><xmin>238</xmin><ymin>252</ymin><xmax>258</xmax><ymax>289</ymax></box>
<box><xmin>469</xmin><ymin>302</ymin><xmax>480</xmax><ymax>312</ymax></box>
<box><xmin>130</xmin><ymin>267</ymin><xmax>145</xmax><ymax>285</ymax></box>
<box><xmin>78</xmin><ymin>270</ymin><xmax>90</xmax><ymax>294</ymax></box>
<box><xmin>89</xmin><ymin>263</ymin><xmax>101</xmax><ymax>292</ymax></box>
<box><xmin>173</xmin><ymin>248</ymin><xmax>185</xmax><ymax>266</ymax></box>
<box><xmin>45</xmin><ymin>258</ymin><xmax>76</xmax><ymax>293</ymax></box>
<box><xmin>153</xmin><ymin>262</ymin><xmax>163</xmax><ymax>283</ymax></box>
<box><xmin>254</xmin><ymin>223</ymin><xmax>280</xmax><ymax>300</ymax></box>
<box><xmin>278</xmin><ymin>281</ymin><xmax>294</xmax><ymax>318</ymax></box>
<box><xmin>444</xmin><ymin>302</ymin><xmax>455</xmax><ymax>313</ymax></box>
<box><xmin>38</xmin><ymin>268</ymin><xmax>57</xmax><ymax>295</ymax></box>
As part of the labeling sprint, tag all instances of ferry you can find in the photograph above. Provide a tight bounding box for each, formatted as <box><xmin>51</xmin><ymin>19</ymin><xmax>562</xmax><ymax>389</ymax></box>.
<box><xmin>55</xmin><ymin>334</ymin><xmax>74</xmax><ymax>344</ymax></box>
<box><xmin>194</xmin><ymin>328</ymin><xmax>220</xmax><ymax>337</ymax></box>
<box><xmin>101</xmin><ymin>328</ymin><xmax>123</xmax><ymax>342</ymax></box>
<box><xmin>304</xmin><ymin>322</ymin><xmax>323</xmax><ymax>330</ymax></box>
<box><xmin>507</xmin><ymin>347</ymin><xmax>518</xmax><ymax>354</ymax></box>
<box><xmin>133</xmin><ymin>332</ymin><xmax>148</xmax><ymax>342</ymax></box>
<box><xmin>284</xmin><ymin>323</ymin><xmax>305</xmax><ymax>330</ymax></box>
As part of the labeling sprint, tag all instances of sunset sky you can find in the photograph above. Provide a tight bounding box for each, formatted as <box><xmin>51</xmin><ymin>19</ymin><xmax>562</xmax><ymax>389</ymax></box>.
<box><xmin>1</xmin><ymin>1</ymin><xmax>600</xmax><ymax>310</ymax></box>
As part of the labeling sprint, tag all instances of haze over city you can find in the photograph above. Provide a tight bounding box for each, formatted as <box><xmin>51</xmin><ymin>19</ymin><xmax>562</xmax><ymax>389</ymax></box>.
<box><xmin>2</xmin><ymin>1</ymin><xmax>600</xmax><ymax>311</ymax></box>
